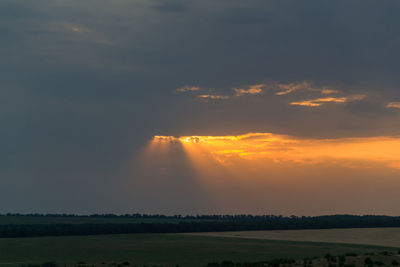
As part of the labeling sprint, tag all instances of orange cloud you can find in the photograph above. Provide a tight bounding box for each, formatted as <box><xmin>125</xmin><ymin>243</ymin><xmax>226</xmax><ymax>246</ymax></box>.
<box><xmin>320</xmin><ymin>88</ymin><xmax>340</xmax><ymax>94</ymax></box>
<box><xmin>176</xmin><ymin>86</ymin><xmax>201</xmax><ymax>92</ymax></box>
<box><xmin>291</xmin><ymin>94</ymin><xmax>366</xmax><ymax>107</ymax></box>
<box><xmin>152</xmin><ymin>133</ymin><xmax>400</xmax><ymax>171</ymax></box>
<box><xmin>234</xmin><ymin>84</ymin><xmax>264</xmax><ymax>96</ymax></box>
<box><xmin>275</xmin><ymin>81</ymin><xmax>311</xmax><ymax>95</ymax></box>
<box><xmin>181</xmin><ymin>82</ymin><xmax>346</xmax><ymax>103</ymax></box>
<box><xmin>387</xmin><ymin>102</ymin><xmax>400</xmax><ymax>109</ymax></box>
<box><xmin>273</xmin><ymin>81</ymin><xmax>341</xmax><ymax>96</ymax></box>
<box><xmin>197</xmin><ymin>94</ymin><xmax>230</xmax><ymax>100</ymax></box>
<box><xmin>178</xmin><ymin>84</ymin><xmax>263</xmax><ymax>101</ymax></box>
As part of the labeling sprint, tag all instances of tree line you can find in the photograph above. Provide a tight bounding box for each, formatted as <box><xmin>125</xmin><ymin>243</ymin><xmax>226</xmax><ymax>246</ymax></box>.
<box><xmin>2</xmin><ymin>213</ymin><xmax>399</xmax><ymax>221</ymax></box>
<box><xmin>1</xmin><ymin>215</ymin><xmax>400</xmax><ymax>238</ymax></box>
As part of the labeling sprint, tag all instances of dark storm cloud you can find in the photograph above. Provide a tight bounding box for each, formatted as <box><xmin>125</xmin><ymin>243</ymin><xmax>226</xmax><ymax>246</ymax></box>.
<box><xmin>217</xmin><ymin>7</ymin><xmax>272</xmax><ymax>25</ymax></box>
<box><xmin>2</xmin><ymin>0</ymin><xmax>400</xmax><ymax>213</ymax></box>
<box><xmin>0</xmin><ymin>1</ymin><xmax>34</xmax><ymax>18</ymax></box>
<box><xmin>151</xmin><ymin>1</ymin><xmax>188</xmax><ymax>13</ymax></box>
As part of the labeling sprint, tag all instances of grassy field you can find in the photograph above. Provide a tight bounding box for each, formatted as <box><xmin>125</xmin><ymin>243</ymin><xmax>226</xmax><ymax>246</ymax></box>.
<box><xmin>186</xmin><ymin>227</ymin><xmax>400</xmax><ymax>248</ymax></box>
<box><xmin>0</xmin><ymin>233</ymin><xmax>398</xmax><ymax>266</ymax></box>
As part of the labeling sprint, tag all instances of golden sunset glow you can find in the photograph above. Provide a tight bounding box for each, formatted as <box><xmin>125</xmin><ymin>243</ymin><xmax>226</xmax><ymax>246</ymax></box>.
<box><xmin>151</xmin><ymin>133</ymin><xmax>400</xmax><ymax>170</ymax></box>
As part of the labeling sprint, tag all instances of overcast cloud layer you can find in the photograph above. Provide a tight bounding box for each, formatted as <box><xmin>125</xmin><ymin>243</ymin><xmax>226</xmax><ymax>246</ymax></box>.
<box><xmin>2</xmin><ymin>0</ymin><xmax>400</xmax><ymax>214</ymax></box>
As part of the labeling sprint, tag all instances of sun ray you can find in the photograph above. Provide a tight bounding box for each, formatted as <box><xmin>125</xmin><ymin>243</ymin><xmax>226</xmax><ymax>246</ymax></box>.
<box><xmin>150</xmin><ymin>133</ymin><xmax>400</xmax><ymax>172</ymax></box>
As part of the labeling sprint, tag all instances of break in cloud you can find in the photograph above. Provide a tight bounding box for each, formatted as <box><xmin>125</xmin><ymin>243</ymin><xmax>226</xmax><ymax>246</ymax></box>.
<box><xmin>152</xmin><ymin>133</ymin><xmax>400</xmax><ymax>171</ymax></box>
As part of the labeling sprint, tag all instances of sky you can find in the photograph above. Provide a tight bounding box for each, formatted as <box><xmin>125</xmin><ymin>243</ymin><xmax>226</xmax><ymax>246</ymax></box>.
<box><xmin>3</xmin><ymin>0</ymin><xmax>400</xmax><ymax>215</ymax></box>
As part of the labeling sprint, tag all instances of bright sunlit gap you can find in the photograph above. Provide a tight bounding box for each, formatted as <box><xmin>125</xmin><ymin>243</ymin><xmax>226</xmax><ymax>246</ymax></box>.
<box><xmin>150</xmin><ymin>133</ymin><xmax>400</xmax><ymax>170</ymax></box>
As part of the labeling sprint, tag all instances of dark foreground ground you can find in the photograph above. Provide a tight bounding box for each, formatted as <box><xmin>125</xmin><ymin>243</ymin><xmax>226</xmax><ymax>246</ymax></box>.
<box><xmin>0</xmin><ymin>233</ymin><xmax>398</xmax><ymax>266</ymax></box>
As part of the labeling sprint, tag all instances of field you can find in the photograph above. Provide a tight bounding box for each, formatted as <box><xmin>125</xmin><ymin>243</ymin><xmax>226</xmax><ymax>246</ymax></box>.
<box><xmin>186</xmin><ymin>227</ymin><xmax>400</xmax><ymax>248</ymax></box>
<box><xmin>0</xmin><ymin>232</ymin><xmax>398</xmax><ymax>266</ymax></box>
